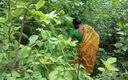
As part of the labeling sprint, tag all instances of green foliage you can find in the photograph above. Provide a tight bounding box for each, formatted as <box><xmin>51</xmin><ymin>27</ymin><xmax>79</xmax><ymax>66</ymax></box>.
<box><xmin>36</xmin><ymin>0</ymin><xmax>45</xmax><ymax>10</ymax></box>
<box><xmin>98</xmin><ymin>57</ymin><xmax>118</xmax><ymax>72</ymax></box>
<box><xmin>0</xmin><ymin>0</ymin><xmax>128</xmax><ymax>80</ymax></box>
<box><xmin>29</xmin><ymin>35</ymin><xmax>38</xmax><ymax>46</ymax></box>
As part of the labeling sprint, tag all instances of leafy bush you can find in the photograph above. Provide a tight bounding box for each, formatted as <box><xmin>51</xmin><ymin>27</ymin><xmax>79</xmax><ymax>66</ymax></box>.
<box><xmin>0</xmin><ymin>0</ymin><xmax>128</xmax><ymax>80</ymax></box>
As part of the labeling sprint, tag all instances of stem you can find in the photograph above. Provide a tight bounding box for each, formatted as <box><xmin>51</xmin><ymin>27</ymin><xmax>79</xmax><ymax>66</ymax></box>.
<box><xmin>17</xmin><ymin>3</ymin><xmax>32</xmax><ymax>47</ymax></box>
<box><xmin>77</xmin><ymin>55</ymin><xmax>82</xmax><ymax>80</ymax></box>
<box><xmin>77</xmin><ymin>64</ymin><xmax>80</xmax><ymax>80</ymax></box>
<box><xmin>14</xmin><ymin>10</ymin><xmax>28</xmax><ymax>66</ymax></box>
<box><xmin>13</xmin><ymin>2</ymin><xmax>32</xmax><ymax>67</ymax></box>
<box><xmin>13</xmin><ymin>7</ymin><xmax>30</xmax><ymax>68</ymax></box>
<box><xmin>121</xmin><ymin>13</ymin><xmax>127</xmax><ymax>39</ymax></box>
<box><xmin>18</xmin><ymin>11</ymin><xmax>27</xmax><ymax>47</ymax></box>
<box><xmin>8</xmin><ymin>0</ymin><xmax>11</xmax><ymax>43</ymax></box>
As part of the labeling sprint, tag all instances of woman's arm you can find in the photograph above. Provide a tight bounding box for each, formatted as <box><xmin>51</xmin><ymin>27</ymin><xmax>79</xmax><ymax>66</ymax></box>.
<box><xmin>68</xmin><ymin>34</ymin><xmax>73</xmax><ymax>38</ymax></box>
<box><xmin>66</xmin><ymin>29</ymin><xmax>73</xmax><ymax>39</ymax></box>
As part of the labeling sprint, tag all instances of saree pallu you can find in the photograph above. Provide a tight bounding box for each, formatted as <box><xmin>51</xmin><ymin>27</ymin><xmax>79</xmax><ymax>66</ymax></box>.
<box><xmin>77</xmin><ymin>24</ymin><xmax>100</xmax><ymax>73</ymax></box>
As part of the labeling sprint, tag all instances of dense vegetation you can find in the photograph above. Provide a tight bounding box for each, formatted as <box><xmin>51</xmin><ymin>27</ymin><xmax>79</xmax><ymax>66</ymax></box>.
<box><xmin>0</xmin><ymin>0</ymin><xmax>128</xmax><ymax>80</ymax></box>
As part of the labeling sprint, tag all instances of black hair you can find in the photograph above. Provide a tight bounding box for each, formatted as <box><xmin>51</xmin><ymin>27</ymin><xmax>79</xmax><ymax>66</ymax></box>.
<box><xmin>72</xmin><ymin>18</ymin><xmax>82</xmax><ymax>24</ymax></box>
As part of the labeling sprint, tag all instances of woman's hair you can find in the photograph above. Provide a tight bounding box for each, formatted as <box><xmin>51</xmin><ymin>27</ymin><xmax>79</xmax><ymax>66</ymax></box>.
<box><xmin>72</xmin><ymin>18</ymin><xmax>82</xmax><ymax>25</ymax></box>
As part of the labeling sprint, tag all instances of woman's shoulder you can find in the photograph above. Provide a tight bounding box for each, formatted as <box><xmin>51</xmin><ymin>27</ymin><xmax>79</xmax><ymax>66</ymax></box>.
<box><xmin>83</xmin><ymin>24</ymin><xmax>92</xmax><ymax>28</ymax></box>
<box><xmin>83</xmin><ymin>24</ymin><xmax>93</xmax><ymax>30</ymax></box>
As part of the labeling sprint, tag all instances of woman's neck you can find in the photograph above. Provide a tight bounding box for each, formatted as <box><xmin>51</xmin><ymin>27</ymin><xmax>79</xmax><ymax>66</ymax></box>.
<box><xmin>78</xmin><ymin>24</ymin><xmax>84</xmax><ymax>36</ymax></box>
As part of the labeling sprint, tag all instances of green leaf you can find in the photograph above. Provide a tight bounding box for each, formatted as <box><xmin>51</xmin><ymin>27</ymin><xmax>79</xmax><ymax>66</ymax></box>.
<box><xmin>41</xmin><ymin>30</ymin><xmax>48</xmax><ymax>40</ymax></box>
<box><xmin>69</xmin><ymin>40</ymin><xmax>78</xmax><ymax>46</ymax></box>
<box><xmin>56</xmin><ymin>77</ymin><xmax>65</xmax><ymax>80</ymax></box>
<box><xmin>106</xmin><ymin>57</ymin><xmax>117</xmax><ymax>64</ymax></box>
<box><xmin>36</xmin><ymin>0</ymin><xmax>45</xmax><ymax>10</ymax></box>
<box><xmin>19</xmin><ymin>46</ymin><xmax>31</xmax><ymax>57</ymax></box>
<box><xmin>59</xmin><ymin>10</ymin><xmax>65</xmax><ymax>15</ymax></box>
<box><xmin>6</xmin><ymin>76</ymin><xmax>16</xmax><ymax>80</ymax></box>
<box><xmin>48</xmin><ymin>37</ymin><xmax>58</xmax><ymax>44</ymax></box>
<box><xmin>31</xmin><ymin>10</ymin><xmax>46</xmax><ymax>21</ymax></box>
<box><xmin>98</xmin><ymin>67</ymin><xmax>105</xmax><ymax>72</ymax></box>
<box><xmin>116</xmin><ymin>32</ymin><xmax>125</xmax><ymax>35</ymax></box>
<box><xmin>0</xmin><ymin>17</ymin><xmax>6</xmax><ymax>23</ymax></box>
<box><xmin>99</xmin><ymin>48</ymin><xmax>105</xmax><ymax>52</ymax></box>
<box><xmin>122</xmin><ymin>46</ymin><xmax>127</xmax><ymax>51</ymax></box>
<box><xmin>114</xmin><ymin>43</ymin><xmax>123</xmax><ymax>48</ymax></box>
<box><xmin>117</xmin><ymin>22</ymin><xmax>123</xmax><ymax>27</ymax></box>
<box><xmin>0</xmin><ymin>53</ymin><xmax>3</xmax><ymax>63</ymax></box>
<box><xmin>29</xmin><ymin>35</ymin><xmax>38</xmax><ymax>45</ymax></box>
<box><xmin>16</xmin><ymin>1</ymin><xmax>26</xmax><ymax>7</ymax></box>
<box><xmin>0</xmin><ymin>72</ymin><xmax>6</xmax><ymax>80</ymax></box>
<box><xmin>39</xmin><ymin>57</ymin><xmax>52</xmax><ymax>64</ymax></box>
<box><xmin>110</xmin><ymin>66</ymin><xmax>119</xmax><ymax>71</ymax></box>
<box><xmin>101</xmin><ymin>57</ymin><xmax>117</xmax><ymax>70</ymax></box>
<box><xmin>11</xmin><ymin>71</ymin><xmax>21</xmax><ymax>77</ymax></box>
<box><xmin>26</xmin><ymin>69</ymin><xmax>33</xmax><ymax>73</ymax></box>
<box><xmin>47</xmin><ymin>10</ymin><xmax>57</xmax><ymax>19</ymax></box>
<box><xmin>6</xmin><ymin>11</ymin><xmax>13</xmax><ymax>20</ymax></box>
<box><xmin>64</xmin><ymin>71</ymin><xmax>73</xmax><ymax>80</ymax></box>
<box><xmin>51</xmin><ymin>0</ymin><xmax>58</xmax><ymax>2</ymax></box>
<box><xmin>32</xmin><ymin>71</ymin><xmax>42</xmax><ymax>78</ymax></box>
<box><xmin>40</xmin><ymin>78</ymin><xmax>47</xmax><ymax>80</ymax></box>
<box><xmin>49</xmin><ymin>70</ymin><xmax>58</xmax><ymax>80</ymax></box>
<box><xmin>0</xmin><ymin>23</ymin><xmax>8</xmax><ymax>32</ymax></box>
<box><xmin>36</xmin><ymin>40</ymin><xmax>43</xmax><ymax>47</ymax></box>
<box><xmin>12</xmin><ymin>9</ymin><xmax>24</xmax><ymax>17</ymax></box>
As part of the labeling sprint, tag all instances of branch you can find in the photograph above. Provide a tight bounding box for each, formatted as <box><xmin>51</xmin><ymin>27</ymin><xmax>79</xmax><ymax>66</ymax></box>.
<box><xmin>13</xmin><ymin>3</ymin><xmax>32</xmax><ymax>67</ymax></box>
<box><xmin>7</xmin><ymin>0</ymin><xmax>11</xmax><ymax>44</ymax></box>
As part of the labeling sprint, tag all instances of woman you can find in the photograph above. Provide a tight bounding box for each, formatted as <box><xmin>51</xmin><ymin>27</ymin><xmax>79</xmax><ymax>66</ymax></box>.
<box><xmin>69</xmin><ymin>18</ymin><xmax>100</xmax><ymax>73</ymax></box>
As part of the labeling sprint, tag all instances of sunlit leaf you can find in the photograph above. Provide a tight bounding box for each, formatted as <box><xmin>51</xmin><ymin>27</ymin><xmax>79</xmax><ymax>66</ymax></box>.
<box><xmin>110</xmin><ymin>66</ymin><xmax>119</xmax><ymax>71</ymax></box>
<box><xmin>39</xmin><ymin>57</ymin><xmax>52</xmax><ymax>64</ymax></box>
<box><xmin>47</xmin><ymin>10</ymin><xmax>57</xmax><ymax>19</ymax></box>
<box><xmin>11</xmin><ymin>71</ymin><xmax>21</xmax><ymax>77</ymax></box>
<box><xmin>117</xmin><ymin>22</ymin><xmax>122</xmax><ymax>27</ymax></box>
<box><xmin>101</xmin><ymin>57</ymin><xmax>117</xmax><ymax>70</ymax></box>
<box><xmin>99</xmin><ymin>48</ymin><xmax>105</xmax><ymax>52</ymax></box>
<box><xmin>16</xmin><ymin>1</ymin><xmax>26</xmax><ymax>7</ymax></box>
<box><xmin>114</xmin><ymin>43</ymin><xmax>123</xmax><ymax>48</ymax></box>
<box><xmin>6</xmin><ymin>76</ymin><xmax>16</xmax><ymax>80</ymax></box>
<box><xmin>116</xmin><ymin>32</ymin><xmax>125</xmax><ymax>35</ymax></box>
<box><xmin>98</xmin><ymin>67</ymin><xmax>105</xmax><ymax>72</ymax></box>
<box><xmin>31</xmin><ymin>10</ymin><xmax>47</xmax><ymax>21</ymax></box>
<box><xmin>29</xmin><ymin>35</ymin><xmax>38</xmax><ymax>45</ymax></box>
<box><xmin>26</xmin><ymin>69</ymin><xmax>33</xmax><ymax>73</ymax></box>
<box><xmin>69</xmin><ymin>40</ymin><xmax>78</xmax><ymax>46</ymax></box>
<box><xmin>41</xmin><ymin>30</ymin><xmax>48</xmax><ymax>40</ymax></box>
<box><xmin>12</xmin><ymin>9</ymin><xmax>24</xmax><ymax>17</ymax></box>
<box><xmin>41</xmin><ymin>78</ymin><xmax>47</xmax><ymax>80</ymax></box>
<box><xmin>59</xmin><ymin>10</ymin><xmax>65</xmax><ymax>15</ymax></box>
<box><xmin>122</xmin><ymin>46</ymin><xmax>127</xmax><ymax>51</ymax></box>
<box><xmin>106</xmin><ymin>57</ymin><xmax>117</xmax><ymax>64</ymax></box>
<box><xmin>64</xmin><ymin>71</ymin><xmax>73</xmax><ymax>80</ymax></box>
<box><xmin>0</xmin><ymin>17</ymin><xmax>6</xmax><ymax>23</ymax></box>
<box><xmin>19</xmin><ymin>46</ymin><xmax>31</xmax><ymax>57</ymax></box>
<box><xmin>36</xmin><ymin>0</ymin><xmax>45</xmax><ymax>10</ymax></box>
<box><xmin>49</xmin><ymin>70</ymin><xmax>58</xmax><ymax>80</ymax></box>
